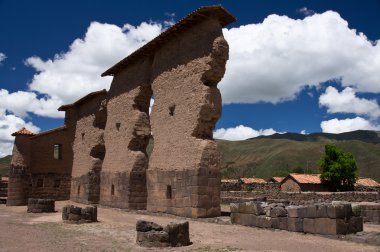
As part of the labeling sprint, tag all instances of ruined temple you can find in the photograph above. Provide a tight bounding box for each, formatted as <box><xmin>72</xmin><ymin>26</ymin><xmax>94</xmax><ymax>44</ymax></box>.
<box><xmin>7</xmin><ymin>6</ymin><xmax>236</xmax><ymax>218</ymax></box>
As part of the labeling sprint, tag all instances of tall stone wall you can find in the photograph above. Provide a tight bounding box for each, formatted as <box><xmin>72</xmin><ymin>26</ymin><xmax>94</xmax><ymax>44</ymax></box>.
<box><xmin>70</xmin><ymin>92</ymin><xmax>107</xmax><ymax>204</ymax></box>
<box><xmin>99</xmin><ymin>59</ymin><xmax>152</xmax><ymax>209</ymax></box>
<box><xmin>147</xmin><ymin>18</ymin><xmax>229</xmax><ymax>218</ymax></box>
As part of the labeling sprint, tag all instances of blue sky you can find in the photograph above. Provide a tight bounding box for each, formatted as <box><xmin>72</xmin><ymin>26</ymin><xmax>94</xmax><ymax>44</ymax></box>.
<box><xmin>0</xmin><ymin>0</ymin><xmax>380</xmax><ymax>156</ymax></box>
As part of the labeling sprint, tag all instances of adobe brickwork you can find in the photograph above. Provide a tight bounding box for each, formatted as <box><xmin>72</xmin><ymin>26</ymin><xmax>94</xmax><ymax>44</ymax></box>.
<box><xmin>6</xmin><ymin>6</ymin><xmax>236</xmax><ymax>218</ymax></box>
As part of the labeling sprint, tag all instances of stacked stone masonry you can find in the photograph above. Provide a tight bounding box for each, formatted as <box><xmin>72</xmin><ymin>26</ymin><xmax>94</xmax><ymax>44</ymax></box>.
<box><xmin>230</xmin><ymin>201</ymin><xmax>363</xmax><ymax>235</ymax></box>
<box><xmin>354</xmin><ymin>202</ymin><xmax>380</xmax><ymax>224</ymax></box>
<box><xmin>221</xmin><ymin>190</ymin><xmax>379</xmax><ymax>204</ymax></box>
<box><xmin>6</xmin><ymin>6</ymin><xmax>236</xmax><ymax>219</ymax></box>
<box><xmin>136</xmin><ymin>220</ymin><xmax>191</xmax><ymax>247</ymax></box>
<box><xmin>62</xmin><ymin>205</ymin><xmax>98</xmax><ymax>223</ymax></box>
<box><xmin>27</xmin><ymin>198</ymin><xmax>55</xmax><ymax>213</ymax></box>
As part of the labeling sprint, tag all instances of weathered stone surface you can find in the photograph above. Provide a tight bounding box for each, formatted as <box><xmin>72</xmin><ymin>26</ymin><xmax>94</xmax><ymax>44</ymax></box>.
<box><xmin>315</xmin><ymin>204</ymin><xmax>328</xmax><ymax>218</ymax></box>
<box><xmin>245</xmin><ymin>201</ymin><xmax>264</xmax><ymax>215</ymax></box>
<box><xmin>287</xmin><ymin>218</ymin><xmax>303</xmax><ymax>232</ymax></box>
<box><xmin>136</xmin><ymin>220</ymin><xmax>163</xmax><ymax>232</ymax></box>
<box><xmin>303</xmin><ymin>218</ymin><xmax>316</xmax><ymax>234</ymax></box>
<box><xmin>271</xmin><ymin>217</ymin><xmax>288</xmax><ymax>230</ymax></box>
<box><xmin>27</xmin><ymin>198</ymin><xmax>55</xmax><ymax>213</ymax></box>
<box><xmin>136</xmin><ymin>220</ymin><xmax>190</xmax><ymax>247</ymax></box>
<box><xmin>62</xmin><ymin>205</ymin><xmax>97</xmax><ymax>223</ymax></box>
<box><xmin>270</xmin><ymin>207</ymin><xmax>287</xmax><ymax>217</ymax></box>
<box><xmin>286</xmin><ymin>206</ymin><xmax>307</xmax><ymax>218</ymax></box>
<box><xmin>314</xmin><ymin>218</ymin><xmax>348</xmax><ymax>235</ymax></box>
<box><xmin>327</xmin><ymin>203</ymin><xmax>352</xmax><ymax>219</ymax></box>
<box><xmin>348</xmin><ymin>216</ymin><xmax>363</xmax><ymax>233</ymax></box>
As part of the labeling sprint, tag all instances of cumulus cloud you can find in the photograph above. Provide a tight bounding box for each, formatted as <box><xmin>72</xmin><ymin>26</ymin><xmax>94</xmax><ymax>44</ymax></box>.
<box><xmin>213</xmin><ymin>125</ymin><xmax>278</xmax><ymax>141</ymax></box>
<box><xmin>0</xmin><ymin>52</ymin><xmax>6</xmax><ymax>64</ymax></box>
<box><xmin>221</xmin><ymin>11</ymin><xmax>380</xmax><ymax>104</ymax></box>
<box><xmin>319</xmin><ymin>86</ymin><xmax>380</xmax><ymax>119</ymax></box>
<box><xmin>25</xmin><ymin>21</ymin><xmax>163</xmax><ymax>107</ymax></box>
<box><xmin>320</xmin><ymin>117</ymin><xmax>380</xmax><ymax>133</ymax></box>
<box><xmin>0</xmin><ymin>109</ymin><xmax>40</xmax><ymax>157</ymax></box>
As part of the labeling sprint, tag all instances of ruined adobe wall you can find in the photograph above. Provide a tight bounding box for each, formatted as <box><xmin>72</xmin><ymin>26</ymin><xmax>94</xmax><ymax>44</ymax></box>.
<box><xmin>147</xmin><ymin>17</ymin><xmax>228</xmax><ymax>218</ymax></box>
<box><xmin>7</xmin><ymin>135</ymin><xmax>32</xmax><ymax>205</ymax></box>
<box><xmin>70</xmin><ymin>93</ymin><xmax>107</xmax><ymax>204</ymax></box>
<box><xmin>28</xmin><ymin>126</ymin><xmax>75</xmax><ymax>200</ymax></box>
<box><xmin>100</xmin><ymin>59</ymin><xmax>152</xmax><ymax>209</ymax></box>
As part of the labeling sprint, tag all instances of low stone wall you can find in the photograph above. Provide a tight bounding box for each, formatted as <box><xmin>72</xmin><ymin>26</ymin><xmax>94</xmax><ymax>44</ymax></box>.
<box><xmin>136</xmin><ymin>220</ymin><xmax>191</xmax><ymax>247</ymax></box>
<box><xmin>354</xmin><ymin>202</ymin><xmax>380</xmax><ymax>224</ymax></box>
<box><xmin>231</xmin><ymin>201</ymin><xmax>363</xmax><ymax>235</ymax></box>
<box><xmin>62</xmin><ymin>205</ymin><xmax>97</xmax><ymax>223</ymax></box>
<box><xmin>0</xmin><ymin>180</ymin><xmax>7</xmax><ymax>197</ymax></box>
<box><xmin>222</xmin><ymin>191</ymin><xmax>379</xmax><ymax>204</ymax></box>
<box><xmin>27</xmin><ymin>198</ymin><xmax>55</xmax><ymax>213</ymax></box>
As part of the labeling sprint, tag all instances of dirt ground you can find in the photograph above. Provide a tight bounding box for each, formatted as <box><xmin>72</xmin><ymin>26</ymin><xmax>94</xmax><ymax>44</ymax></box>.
<box><xmin>0</xmin><ymin>201</ymin><xmax>379</xmax><ymax>252</ymax></box>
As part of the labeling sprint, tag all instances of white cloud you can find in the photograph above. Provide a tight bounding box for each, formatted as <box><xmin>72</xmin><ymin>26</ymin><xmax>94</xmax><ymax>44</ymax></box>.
<box><xmin>149</xmin><ymin>97</ymin><xmax>154</xmax><ymax>114</ymax></box>
<box><xmin>25</xmin><ymin>21</ymin><xmax>163</xmax><ymax>107</ymax></box>
<box><xmin>0</xmin><ymin>109</ymin><xmax>40</xmax><ymax>157</ymax></box>
<box><xmin>297</xmin><ymin>7</ymin><xmax>315</xmax><ymax>16</ymax></box>
<box><xmin>319</xmin><ymin>86</ymin><xmax>380</xmax><ymax>119</ymax></box>
<box><xmin>0</xmin><ymin>52</ymin><xmax>6</xmax><ymax>64</ymax></box>
<box><xmin>213</xmin><ymin>125</ymin><xmax>277</xmax><ymax>141</ymax></box>
<box><xmin>320</xmin><ymin>117</ymin><xmax>380</xmax><ymax>133</ymax></box>
<box><xmin>221</xmin><ymin>11</ymin><xmax>380</xmax><ymax>104</ymax></box>
<box><xmin>300</xmin><ymin>130</ymin><xmax>307</xmax><ymax>135</ymax></box>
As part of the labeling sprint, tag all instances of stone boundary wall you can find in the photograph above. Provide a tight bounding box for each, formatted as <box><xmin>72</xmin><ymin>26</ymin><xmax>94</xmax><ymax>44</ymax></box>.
<box><xmin>27</xmin><ymin>198</ymin><xmax>55</xmax><ymax>213</ymax></box>
<box><xmin>62</xmin><ymin>205</ymin><xmax>97</xmax><ymax>223</ymax></box>
<box><xmin>222</xmin><ymin>191</ymin><xmax>379</xmax><ymax>204</ymax></box>
<box><xmin>0</xmin><ymin>180</ymin><xmax>8</xmax><ymax>197</ymax></box>
<box><xmin>354</xmin><ymin>202</ymin><xmax>380</xmax><ymax>224</ymax></box>
<box><xmin>231</xmin><ymin>201</ymin><xmax>363</xmax><ymax>235</ymax></box>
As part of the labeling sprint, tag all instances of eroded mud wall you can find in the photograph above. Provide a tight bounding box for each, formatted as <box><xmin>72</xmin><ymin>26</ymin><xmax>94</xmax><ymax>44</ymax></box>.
<box><xmin>99</xmin><ymin>59</ymin><xmax>152</xmax><ymax>209</ymax></box>
<box><xmin>70</xmin><ymin>93</ymin><xmax>107</xmax><ymax>204</ymax></box>
<box><xmin>147</xmin><ymin>18</ymin><xmax>228</xmax><ymax>218</ymax></box>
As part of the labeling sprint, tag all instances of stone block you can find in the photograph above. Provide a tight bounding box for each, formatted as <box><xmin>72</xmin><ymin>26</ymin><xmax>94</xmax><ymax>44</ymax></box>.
<box><xmin>245</xmin><ymin>201</ymin><xmax>264</xmax><ymax>215</ymax></box>
<box><xmin>256</xmin><ymin>216</ymin><xmax>272</xmax><ymax>228</ymax></box>
<box><xmin>314</xmin><ymin>218</ymin><xmax>348</xmax><ymax>235</ymax></box>
<box><xmin>348</xmin><ymin>216</ymin><xmax>363</xmax><ymax>234</ymax></box>
<box><xmin>351</xmin><ymin>204</ymin><xmax>361</xmax><ymax>217</ymax></box>
<box><xmin>286</xmin><ymin>206</ymin><xmax>307</xmax><ymax>218</ymax></box>
<box><xmin>315</xmin><ymin>204</ymin><xmax>328</xmax><ymax>218</ymax></box>
<box><xmin>136</xmin><ymin>231</ymin><xmax>170</xmax><ymax>247</ymax></box>
<box><xmin>271</xmin><ymin>217</ymin><xmax>288</xmax><ymax>230</ymax></box>
<box><xmin>303</xmin><ymin>218</ymin><xmax>316</xmax><ymax>234</ymax></box>
<box><xmin>287</xmin><ymin>218</ymin><xmax>303</xmax><ymax>232</ymax></box>
<box><xmin>136</xmin><ymin>220</ymin><xmax>163</xmax><ymax>232</ymax></box>
<box><xmin>270</xmin><ymin>207</ymin><xmax>287</xmax><ymax>218</ymax></box>
<box><xmin>305</xmin><ymin>205</ymin><xmax>317</xmax><ymax>218</ymax></box>
<box><xmin>164</xmin><ymin>221</ymin><xmax>191</xmax><ymax>247</ymax></box>
<box><xmin>327</xmin><ymin>204</ymin><xmax>352</xmax><ymax>219</ymax></box>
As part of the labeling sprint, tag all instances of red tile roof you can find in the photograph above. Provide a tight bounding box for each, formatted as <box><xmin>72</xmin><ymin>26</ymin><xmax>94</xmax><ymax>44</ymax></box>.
<box><xmin>101</xmin><ymin>5</ymin><xmax>236</xmax><ymax>77</ymax></box>
<box><xmin>240</xmin><ymin>178</ymin><xmax>267</xmax><ymax>184</ymax></box>
<box><xmin>270</xmin><ymin>177</ymin><xmax>285</xmax><ymax>183</ymax></box>
<box><xmin>356</xmin><ymin>177</ymin><xmax>380</xmax><ymax>187</ymax></box>
<box><xmin>221</xmin><ymin>179</ymin><xmax>240</xmax><ymax>183</ymax></box>
<box><xmin>11</xmin><ymin>127</ymin><xmax>35</xmax><ymax>136</ymax></box>
<box><xmin>287</xmin><ymin>173</ymin><xmax>322</xmax><ymax>184</ymax></box>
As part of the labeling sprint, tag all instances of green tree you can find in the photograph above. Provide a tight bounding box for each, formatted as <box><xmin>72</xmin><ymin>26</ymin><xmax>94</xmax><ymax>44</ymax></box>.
<box><xmin>319</xmin><ymin>144</ymin><xmax>358</xmax><ymax>191</ymax></box>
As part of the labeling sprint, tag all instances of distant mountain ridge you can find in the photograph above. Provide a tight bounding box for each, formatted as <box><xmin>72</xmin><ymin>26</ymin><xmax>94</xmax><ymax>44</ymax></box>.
<box><xmin>252</xmin><ymin>130</ymin><xmax>380</xmax><ymax>144</ymax></box>
<box><xmin>1</xmin><ymin>130</ymin><xmax>380</xmax><ymax>181</ymax></box>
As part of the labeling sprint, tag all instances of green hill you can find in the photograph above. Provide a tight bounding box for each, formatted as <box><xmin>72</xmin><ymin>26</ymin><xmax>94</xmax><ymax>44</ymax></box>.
<box><xmin>219</xmin><ymin>130</ymin><xmax>380</xmax><ymax>181</ymax></box>
<box><xmin>1</xmin><ymin>130</ymin><xmax>380</xmax><ymax>181</ymax></box>
<box><xmin>0</xmin><ymin>155</ymin><xmax>11</xmax><ymax>176</ymax></box>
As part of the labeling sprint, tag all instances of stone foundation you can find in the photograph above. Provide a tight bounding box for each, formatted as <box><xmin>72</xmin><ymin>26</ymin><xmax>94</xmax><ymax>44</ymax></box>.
<box><xmin>231</xmin><ymin>201</ymin><xmax>363</xmax><ymax>235</ymax></box>
<box><xmin>147</xmin><ymin>168</ymin><xmax>220</xmax><ymax>218</ymax></box>
<box><xmin>136</xmin><ymin>220</ymin><xmax>191</xmax><ymax>247</ymax></box>
<box><xmin>27</xmin><ymin>198</ymin><xmax>55</xmax><ymax>213</ymax></box>
<box><xmin>62</xmin><ymin>205</ymin><xmax>97</xmax><ymax>223</ymax></box>
<box><xmin>354</xmin><ymin>202</ymin><xmax>380</xmax><ymax>224</ymax></box>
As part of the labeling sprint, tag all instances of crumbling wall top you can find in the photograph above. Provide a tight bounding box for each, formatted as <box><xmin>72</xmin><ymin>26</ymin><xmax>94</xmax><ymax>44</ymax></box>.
<box><xmin>101</xmin><ymin>5</ymin><xmax>236</xmax><ymax>77</ymax></box>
